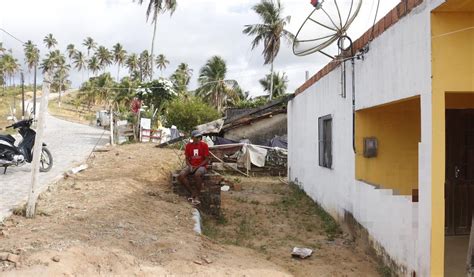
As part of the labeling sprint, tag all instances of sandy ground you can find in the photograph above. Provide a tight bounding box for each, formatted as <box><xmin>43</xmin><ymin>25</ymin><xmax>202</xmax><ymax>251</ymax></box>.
<box><xmin>0</xmin><ymin>144</ymin><xmax>379</xmax><ymax>276</ymax></box>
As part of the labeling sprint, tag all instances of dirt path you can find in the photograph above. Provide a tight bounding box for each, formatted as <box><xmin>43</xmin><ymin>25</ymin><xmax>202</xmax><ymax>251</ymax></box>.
<box><xmin>0</xmin><ymin>144</ymin><xmax>380</xmax><ymax>276</ymax></box>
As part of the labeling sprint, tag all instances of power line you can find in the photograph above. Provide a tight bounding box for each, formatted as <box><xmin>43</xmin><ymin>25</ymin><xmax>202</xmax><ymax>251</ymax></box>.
<box><xmin>0</xmin><ymin>27</ymin><xmax>25</xmax><ymax>44</ymax></box>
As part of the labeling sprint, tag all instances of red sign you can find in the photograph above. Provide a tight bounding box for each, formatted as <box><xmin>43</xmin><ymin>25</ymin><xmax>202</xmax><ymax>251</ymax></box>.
<box><xmin>131</xmin><ymin>98</ymin><xmax>141</xmax><ymax>114</ymax></box>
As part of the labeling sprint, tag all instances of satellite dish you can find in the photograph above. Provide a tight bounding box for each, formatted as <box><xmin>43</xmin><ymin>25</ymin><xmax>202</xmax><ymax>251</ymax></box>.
<box><xmin>293</xmin><ymin>0</ymin><xmax>363</xmax><ymax>58</ymax></box>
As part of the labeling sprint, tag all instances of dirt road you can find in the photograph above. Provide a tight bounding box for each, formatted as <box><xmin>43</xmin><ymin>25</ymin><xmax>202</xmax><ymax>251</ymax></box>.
<box><xmin>0</xmin><ymin>144</ymin><xmax>380</xmax><ymax>276</ymax></box>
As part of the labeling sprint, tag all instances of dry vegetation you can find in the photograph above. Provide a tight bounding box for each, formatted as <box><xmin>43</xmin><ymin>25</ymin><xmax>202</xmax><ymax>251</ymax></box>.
<box><xmin>47</xmin><ymin>93</ymin><xmax>96</xmax><ymax>126</ymax></box>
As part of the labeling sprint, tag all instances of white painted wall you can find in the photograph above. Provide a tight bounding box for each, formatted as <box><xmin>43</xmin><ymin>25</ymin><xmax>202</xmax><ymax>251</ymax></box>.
<box><xmin>288</xmin><ymin>3</ymin><xmax>432</xmax><ymax>275</ymax></box>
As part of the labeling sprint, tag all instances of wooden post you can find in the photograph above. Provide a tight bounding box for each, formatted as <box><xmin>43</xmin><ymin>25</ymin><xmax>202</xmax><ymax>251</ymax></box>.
<box><xmin>109</xmin><ymin>106</ymin><xmax>114</xmax><ymax>146</ymax></box>
<box><xmin>21</xmin><ymin>72</ymin><xmax>25</xmax><ymax>119</ymax></box>
<box><xmin>26</xmin><ymin>72</ymin><xmax>51</xmax><ymax>218</ymax></box>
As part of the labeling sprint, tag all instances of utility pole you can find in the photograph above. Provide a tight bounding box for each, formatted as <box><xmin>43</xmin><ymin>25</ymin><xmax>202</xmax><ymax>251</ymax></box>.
<box><xmin>26</xmin><ymin>72</ymin><xmax>51</xmax><ymax>218</ymax></box>
<box><xmin>33</xmin><ymin>64</ymin><xmax>37</xmax><ymax>118</ymax></box>
<box><xmin>21</xmin><ymin>72</ymin><xmax>25</xmax><ymax>119</ymax></box>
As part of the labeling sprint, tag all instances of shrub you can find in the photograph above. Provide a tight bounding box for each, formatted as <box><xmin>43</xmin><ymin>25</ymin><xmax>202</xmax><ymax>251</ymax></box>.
<box><xmin>165</xmin><ymin>96</ymin><xmax>220</xmax><ymax>133</ymax></box>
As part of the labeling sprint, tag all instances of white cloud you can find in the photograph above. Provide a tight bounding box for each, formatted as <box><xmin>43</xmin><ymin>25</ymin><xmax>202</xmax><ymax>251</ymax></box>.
<box><xmin>0</xmin><ymin>0</ymin><xmax>400</xmax><ymax>96</ymax></box>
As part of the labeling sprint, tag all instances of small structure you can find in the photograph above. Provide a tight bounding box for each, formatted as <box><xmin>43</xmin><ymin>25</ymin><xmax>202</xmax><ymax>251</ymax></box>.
<box><xmin>171</xmin><ymin>171</ymin><xmax>223</xmax><ymax>217</ymax></box>
<box><xmin>196</xmin><ymin>95</ymin><xmax>293</xmax><ymax>146</ymax></box>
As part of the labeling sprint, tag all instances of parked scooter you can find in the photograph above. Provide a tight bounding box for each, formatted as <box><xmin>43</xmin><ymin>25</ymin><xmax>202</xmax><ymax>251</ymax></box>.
<box><xmin>0</xmin><ymin>119</ymin><xmax>53</xmax><ymax>174</ymax></box>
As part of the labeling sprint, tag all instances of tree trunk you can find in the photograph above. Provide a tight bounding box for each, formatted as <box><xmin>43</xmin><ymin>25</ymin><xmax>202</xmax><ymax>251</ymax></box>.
<box><xmin>269</xmin><ymin>60</ymin><xmax>274</xmax><ymax>101</ymax></box>
<box><xmin>117</xmin><ymin>63</ymin><xmax>120</xmax><ymax>82</ymax></box>
<box><xmin>150</xmin><ymin>15</ymin><xmax>159</xmax><ymax>81</ymax></box>
<box><xmin>33</xmin><ymin>64</ymin><xmax>37</xmax><ymax>118</ymax></box>
<box><xmin>26</xmin><ymin>72</ymin><xmax>51</xmax><ymax>218</ymax></box>
<box><xmin>110</xmin><ymin>105</ymin><xmax>115</xmax><ymax>146</ymax></box>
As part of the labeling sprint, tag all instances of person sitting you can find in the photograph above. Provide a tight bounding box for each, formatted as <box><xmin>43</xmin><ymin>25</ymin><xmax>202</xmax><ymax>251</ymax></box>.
<box><xmin>178</xmin><ymin>130</ymin><xmax>209</xmax><ymax>205</ymax></box>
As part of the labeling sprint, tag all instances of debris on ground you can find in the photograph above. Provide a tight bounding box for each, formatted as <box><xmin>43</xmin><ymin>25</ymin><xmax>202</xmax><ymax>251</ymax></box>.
<box><xmin>291</xmin><ymin>247</ymin><xmax>313</xmax><ymax>259</ymax></box>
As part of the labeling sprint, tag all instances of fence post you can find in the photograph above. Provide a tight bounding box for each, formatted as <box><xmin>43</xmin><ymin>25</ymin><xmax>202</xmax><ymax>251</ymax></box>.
<box><xmin>26</xmin><ymin>72</ymin><xmax>51</xmax><ymax>218</ymax></box>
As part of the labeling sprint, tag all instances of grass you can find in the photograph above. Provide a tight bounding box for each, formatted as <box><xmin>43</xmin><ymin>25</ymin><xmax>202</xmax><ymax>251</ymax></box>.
<box><xmin>275</xmin><ymin>183</ymin><xmax>342</xmax><ymax>240</ymax></box>
<box><xmin>48</xmin><ymin>93</ymin><xmax>96</xmax><ymax>125</ymax></box>
<box><xmin>377</xmin><ymin>264</ymin><xmax>393</xmax><ymax>277</ymax></box>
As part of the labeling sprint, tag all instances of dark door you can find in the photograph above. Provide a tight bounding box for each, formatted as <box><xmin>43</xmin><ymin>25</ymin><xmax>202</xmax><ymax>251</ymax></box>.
<box><xmin>445</xmin><ymin>109</ymin><xmax>474</xmax><ymax>235</ymax></box>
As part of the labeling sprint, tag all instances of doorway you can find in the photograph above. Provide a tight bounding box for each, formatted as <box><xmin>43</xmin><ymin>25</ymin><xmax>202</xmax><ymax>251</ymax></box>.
<box><xmin>445</xmin><ymin>109</ymin><xmax>474</xmax><ymax>276</ymax></box>
<box><xmin>445</xmin><ymin>109</ymin><xmax>474</xmax><ymax>235</ymax></box>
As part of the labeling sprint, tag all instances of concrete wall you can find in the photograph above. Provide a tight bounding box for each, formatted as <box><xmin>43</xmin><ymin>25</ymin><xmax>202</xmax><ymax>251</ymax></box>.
<box><xmin>288</xmin><ymin>2</ymin><xmax>432</xmax><ymax>275</ymax></box>
<box><xmin>224</xmin><ymin>113</ymin><xmax>287</xmax><ymax>145</ymax></box>
<box><xmin>355</xmin><ymin>98</ymin><xmax>421</xmax><ymax>196</ymax></box>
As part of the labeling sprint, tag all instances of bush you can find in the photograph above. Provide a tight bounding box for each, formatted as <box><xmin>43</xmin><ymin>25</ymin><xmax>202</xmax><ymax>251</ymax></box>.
<box><xmin>166</xmin><ymin>96</ymin><xmax>220</xmax><ymax>133</ymax></box>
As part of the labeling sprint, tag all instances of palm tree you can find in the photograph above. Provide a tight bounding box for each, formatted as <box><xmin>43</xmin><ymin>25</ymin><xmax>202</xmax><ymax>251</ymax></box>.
<box><xmin>126</xmin><ymin>53</ymin><xmax>139</xmax><ymax>80</ymax></box>
<box><xmin>96</xmin><ymin>46</ymin><xmax>113</xmax><ymax>72</ymax></box>
<box><xmin>88</xmin><ymin>56</ymin><xmax>101</xmax><ymax>77</ymax></box>
<box><xmin>2</xmin><ymin>53</ymin><xmax>21</xmax><ymax>115</ymax></box>
<box><xmin>73</xmin><ymin>51</ymin><xmax>87</xmax><ymax>82</ymax></box>
<box><xmin>197</xmin><ymin>56</ymin><xmax>240</xmax><ymax>113</ymax></box>
<box><xmin>40</xmin><ymin>50</ymin><xmax>65</xmax><ymax>73</ymax></box>
<box><xmin>170</xmin><ymin>62</ymin><xmax>192</xmax><ymax>95</ymax></box>
<box><xmin>155</xmin><ymin>54</ymin><xmax>169</xmax><ymax>76</ymax></box>
<box><xmin>243</xmin><ymin>0</ymin><xmax>294</xmax><ymax>100</ymax></box>
<box><xmin>139</xmin><ymin>50</ymin><xmax>152</xmax><ymax>82</ymax></box>
<box><xmin>40</xmin><ymin>50</ymin><xmax>67</xmax><ymax>106</ymax></box>
<box><xmin>66</xmin><ymin>44</ymin><xmax>76</xmax><ymax>61</ymax></box>
<box><xmin>23</xmin><ymin>41</ymin><xmax>40</xmax><ymax>115</ymax></box>
<box><xmin>23</xmin><ymin>41</ymin><xmax>40</xmax><ymax>79</ymax></box>
<box><xmin>135</xmin><ymin>0</ymin><xmax>177</xmax><ymax>80</ymax></box>
<box><xmin>83</xmin><ymin>37</ymin><xmax>97</xmax><ymax>57</ymax></box>
<box><xmin>112</xmin><ymin>43</ymin><xmax>127</xmax><ymax>81</ymax></box>
<box><xmin>0</xmin><ymin>42</ymin><xmax>5</xmax><ymax>54</ymax></box>
<box><xmin>43</xmin><ymin>33</ymin><xmax>58</xmax><ymax>50</ymax></box>
<box><xmin>259</xmin><ymin>72</ymin><xmax>288</xmax><ymax>98</ymax></box>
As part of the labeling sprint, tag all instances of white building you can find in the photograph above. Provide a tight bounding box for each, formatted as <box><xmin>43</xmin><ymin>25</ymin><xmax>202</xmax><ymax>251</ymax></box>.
<box><xmin>288</xmin><ymin>0</ymin><xmax>474</xmax><ymax>275</ymax></box>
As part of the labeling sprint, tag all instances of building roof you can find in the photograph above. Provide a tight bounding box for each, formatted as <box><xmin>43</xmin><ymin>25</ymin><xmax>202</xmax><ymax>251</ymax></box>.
<box><xmin>294</xmin><ymin>0</ymin><xmax>424</xmax><ymax>96</ymax></box>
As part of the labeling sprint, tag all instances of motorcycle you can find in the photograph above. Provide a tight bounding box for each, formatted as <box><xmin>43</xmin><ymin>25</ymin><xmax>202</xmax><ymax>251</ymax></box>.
<box><xmin>0</xmin><ymin>119</ymin><xmax>53</xmax><ymax>174</ymax></box>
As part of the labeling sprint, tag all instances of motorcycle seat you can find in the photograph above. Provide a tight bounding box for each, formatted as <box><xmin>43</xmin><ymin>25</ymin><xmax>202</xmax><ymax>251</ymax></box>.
<box><xmin>0</xmin><ymin>134</ymin><xmax>15</xmax><ymax>145</ymax></box>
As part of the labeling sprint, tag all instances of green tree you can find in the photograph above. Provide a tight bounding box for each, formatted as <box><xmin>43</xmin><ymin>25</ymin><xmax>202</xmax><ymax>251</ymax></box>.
<box><xmin>166</xmin><ymin>96</ymin><xmax>220</xmax><ymax>133</ymax></box>
<box><xmin>96</xmin><ymin>46</ymin><xmax>113</xmax><ymax>72</ymax></box>
<box><xmin>155</xmin><ymin>54</ymin><xmax>169</xmax><ymax>76</ymax></box>
<box><xmin>136</xmin><ymin>78</ymin><xmax>176</xmax><ymax>115</ymax></box>
<box><xmin>135</xmin><ymin>0</ymin><xmax>177</xmax><ymax>80</ymax></box>
<box><xmin>139</xmin><ymin>50</ymin><xmax>152</xmax><ymax>82</ymax></box>
<box><xmin>126</xmin><ymin>53</ymin><xmax>140</xmax><ymax>80</ymax></box>
<box><xmin>87</xmin><ymin>56</ymin><xmax>101</xmax><ymax>77</ymax></box>
<box><xmin>73</xmin><ymin>51</ymin><xmax>87</xmax><ymax>82</ymax></box>
<box><xmin>259</xmin><ymin>71</ymin><xmax>288</xmax><ymax>98</ymax></box>
<box><xmin>82</xmin><ymin>37</ymin><xmax>97</xmax><ymax>58</ymax></box>
<box><xmin>196</xmin><ymin>56</ymin><xmax>240</xmax><ymax>113</ymax></box>
<box><xmin>170</xmin><ymin>62</ymin><xmax>192</xmax><ymax>95</ymax></box>
<box><xmin>243</xmin><ymin>0</ymin><xmax>294</xmax><ymax>100</ymax></box>
<box><xmin>66</xmin><ymin>44</ymin><xmax>76</xmax><ymax>62</ymax></box>
<box><xmin>112</xmin><ymin>43</ymin><xmax>127</xmax><ymax>81</ymax></box>
<box><xmin>113</xmin><ymin>76</ymin><xmax>139</xmax><ymax>112</ymax></box>
<box><xmin>23</xmin><ymin>40</ymin><xmax>40</xmax><ymax>91</ymax></box>
<box><xmin>43</xmin><ymin>33</ymin><xmax>58</xmax><ymax>50</ymax></box>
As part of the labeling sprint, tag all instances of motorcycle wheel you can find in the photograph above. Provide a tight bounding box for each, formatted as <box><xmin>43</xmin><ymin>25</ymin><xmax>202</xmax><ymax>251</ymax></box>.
<box><xmin>39</xmin><ymin>147</ymin><xmax>53</xmax><ymax>172</ymax></box>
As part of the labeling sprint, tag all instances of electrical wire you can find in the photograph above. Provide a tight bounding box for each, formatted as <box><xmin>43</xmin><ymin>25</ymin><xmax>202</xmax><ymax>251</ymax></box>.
<box><xmin>432</xmin><ymin>26</ymin><xmax>474</xmax><ymax>39</ymax></box>
<box><xmin>369</xmin><ymin>0</ymin><xmax>381</xmax><ymax>42</ymax></box>
<box><xmin>0</xmin><ymin>27</ymin><xmax>25</xmax><ymax>44</ymax></box>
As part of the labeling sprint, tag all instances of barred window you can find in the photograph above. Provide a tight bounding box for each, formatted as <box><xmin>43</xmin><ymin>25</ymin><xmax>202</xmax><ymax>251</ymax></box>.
<box><xmin>318</xmin><ymin>115</ymin><xmax>332</xmax><ymax>168</ymax></box>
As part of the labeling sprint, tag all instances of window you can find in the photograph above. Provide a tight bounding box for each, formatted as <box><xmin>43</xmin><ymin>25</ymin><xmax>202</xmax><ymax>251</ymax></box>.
<box><xmin>318</xmin><ymin>115</ymin><xmax>332</xmax><ymax>168</ymax></box>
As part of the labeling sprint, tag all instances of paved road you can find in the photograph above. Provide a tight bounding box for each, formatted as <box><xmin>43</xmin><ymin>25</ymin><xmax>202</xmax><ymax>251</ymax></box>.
<box><xmin>0</xmin><ymin>113</ymin><xmax>109</xmax><ymax>221</ymax></box>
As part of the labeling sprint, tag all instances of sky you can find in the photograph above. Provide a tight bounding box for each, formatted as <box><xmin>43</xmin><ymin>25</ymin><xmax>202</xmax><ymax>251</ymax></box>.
<box><xmin>0</xmin><ymin>0</ymin><xmax>401</xmax><ymax>97</ymax></box>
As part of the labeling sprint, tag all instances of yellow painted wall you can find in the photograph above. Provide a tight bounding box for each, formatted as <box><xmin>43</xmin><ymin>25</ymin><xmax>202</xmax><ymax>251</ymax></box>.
<box><xmin>355</xmin><ymin>98</ymin><xmax>421</xmax><ymax>195</ymax></box>
<box><xmin>431</xmin><ymin>10</ymin><xmax>474</xmax><ymax>277</ymax></box>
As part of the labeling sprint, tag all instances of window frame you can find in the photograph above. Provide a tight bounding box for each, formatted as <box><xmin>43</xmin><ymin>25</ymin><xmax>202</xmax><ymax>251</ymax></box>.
<box><xmin>318</xmin><ymin>114</ymin><xmax>333</xmax><ymax>169</ymax></box>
